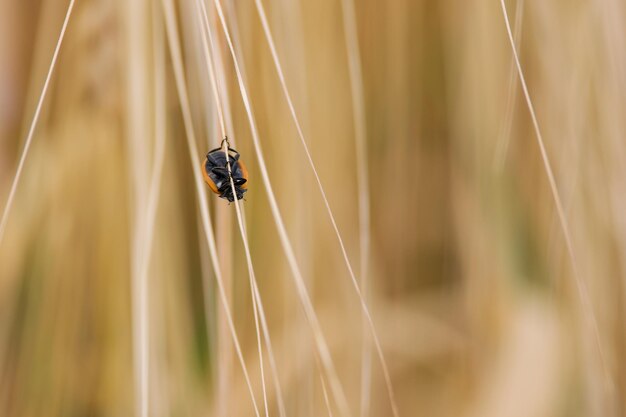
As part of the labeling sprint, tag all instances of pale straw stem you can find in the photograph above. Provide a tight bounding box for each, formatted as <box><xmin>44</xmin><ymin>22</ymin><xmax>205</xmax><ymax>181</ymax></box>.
<box><xmin>212</xmin><ymin>0</ymin><xmax>351</xmax><ymax>415</ymax></box>
<box><xmin>499</xmin><ymin>0</ymin><xmax>613</xmax><ymax>393</ymax></box>
<box><xmin>493</xmin><ymin>0</ymin><xmax>524</xmax><ymax>172</ymax></box>
<box><xmin>160</xmin><ymin>0</ymin><xmax>261</xmax><ymax>414</ymax></box>
<box><xmin>222</xmin><ymin>140</ymin><xmax>269</xmax><ymax>417</ymax></box>
<box><xmin>337</xmin><ymin>0</ymin><xmax>373</xmax><ymax>415</ymax></box>
<box><xmin>253</xmin><ymin>1</ymin><xmax>398</xmax><ymax>415</ymax></box>
<box><xmin>0</xmin><ymin>0</ymin><xmax>77</xmax><ymax>245</ymax></box>
<box><xmin>198</xmin><ymin>4</ymin><xmax>288</xmax><ymax>416</ymax></box>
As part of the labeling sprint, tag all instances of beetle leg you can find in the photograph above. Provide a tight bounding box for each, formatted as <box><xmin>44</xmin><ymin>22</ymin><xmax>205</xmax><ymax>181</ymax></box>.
<box><xmin>211</xmin><ymin>167</ymin><xmax>230</xmax><ymax>177</ymax></box>
<box><xmin>218</xmin><ymin>182</ymin><xmax>231</xmax><ymax>193</ymax></box>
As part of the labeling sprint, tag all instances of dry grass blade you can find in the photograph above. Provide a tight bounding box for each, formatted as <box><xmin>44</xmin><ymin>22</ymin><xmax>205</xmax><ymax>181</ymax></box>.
<box><xmin>5</xmin><ymin>1</ymin><xmax>624</xmax><ymax>417</ymax></box>
<box><xmin>492</xmin><ymin>0</ymin><xmax>524</xmax><ymax>172</ymax></box>
<box><xmin>320</xmin><ymin>373</ymin><xmax>335</xmax><ymax>417</ymax></box>
<box><xmin>127</xmin><ymin>0</ymin><xmax>154</xmax><ymax>415</ymax></box>
<box><xmin>337</xmin><ymin>0</ymin><xmax>373</xmax><ymax>415</ymax></box>
<box><xmin>253</xmin><ymin>1</ymin><xmax>398</xmax><ymax>415</ymax></box>
<box><xmin>0</xmin><ymin>0</ymin><xmax>76</xmax><ymax>245</ymax></box>
<box><xmin>194</xmin><ymin>0</ymin><xmax>227</xmax><ymax>139</ymax></box>
<box><xmin>160</xmin><ymin>0</ymin><xmax>261</xmax><ymax>415</ymax></box>
<box><xmin>194</xmin><ymin>0</ymin><xmax>270</xmax><ymax>413</ymax></box>
<box><xmin>498</xmin><ymin>0</ymin><xmax>613</xmax><ymax>393</ymax></box>
<box><xmin>222</xmin><ymin>140</ymin><xmax>269</xmax><ymax>417</ymax></box>
<box><xmin>129</xmin><ymin>4</ymin><xmax>168</xmax><ymax>417</ymax></box>
<box><xmin>212</xmin><ymin>0</ymin><xmax>351</xmax><ymax>415</ymax></box>
<box><xmin>248</xmin><ymin>272</ymin><xmax>288</xmax><ymax>417</ymax></box>
<box><xmin>195</xmin><ymin>3</ymin><xmax>287</xmax><ymax>415</ymax></box>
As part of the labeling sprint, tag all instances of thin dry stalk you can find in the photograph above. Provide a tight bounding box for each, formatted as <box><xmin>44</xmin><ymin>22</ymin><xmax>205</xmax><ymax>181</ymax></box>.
<box><xmin>0</xmin><ymin>0</ymin><xmax>76</xmax><ymax>245</ymax></box>
<box><xmin>498</xmin><ymin>0</ymin><xmax>613</xmax><ymax>393</ymax></box>
<box><xmin>193</xmin><ymin>0</ymin><xmax>271</xmax><ymax>413</ymax></box>
<box><xmin>195</xmin><ymin>4</ymin><xmax>289</xmax><ymax>416</ymax></box>
<box><xmin>212</xmin><ymin>0</ymin><xmax>351</xmax><ymax>415</ymax></box>
<box><xmin>320</xmin><ymin>373</ymin><xmax>335</xmax><ymax>417</ymax></box>
<box><xmin>222</xmin><ymin>139</ymin><xmax>269</xmax><ymax>417</ymax></box>
<box><xmin>337</xmin><ymin>0</ymin><xmax>373</xmax><ymax>415</ymax></box>
<box><xmin>248</xmin><ymin>271</ymin><xmax>288</xmax><ymax>417</ymax></box>
<box><xmin>127</xmin><ymin>0</ymin><xmax>152</xmax><ymax>415</ymax></box>
<box><xmin>493</xmin><ymin>0</ymin><xmax>524</xmax><ymax>172</ymax></box>
<box><xmin>253</xmin><ymin>1</ymin><xmax>398</xmax><ymax>415</ymax></box>
<box><xmin>145</xmin><ymin>5</ymin><xmax>168</xmax><ymax>415</ymax></box>
<box><xmin>196</xmin><ymin>3</ymin><xmax>288</xmax><ymax>415</ymax></box>
<box><xmin>129</xmin><ymin>2</ymin><xmax>169</xmax><ymax>416</ymax></box>
<box><xmin>198</xmin><ymin>5</ymin><xmax>266</xmax><ymax>416</ymax></box>
<box><xmin>194</xmin><ymin>0</ymin><xmax>227</xmax><ymax>141</ymax></box>
<box><xmin>160</xmin><ymin>0</ymin><xmax>261</xmax><ymax>415</ymax></box>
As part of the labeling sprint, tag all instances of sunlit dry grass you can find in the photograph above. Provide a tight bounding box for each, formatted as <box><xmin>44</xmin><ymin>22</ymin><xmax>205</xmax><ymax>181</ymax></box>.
<box><xmin>1</xmin><ymin>0</ymin><xmax>625</xmax><ymax>416</ymax></box>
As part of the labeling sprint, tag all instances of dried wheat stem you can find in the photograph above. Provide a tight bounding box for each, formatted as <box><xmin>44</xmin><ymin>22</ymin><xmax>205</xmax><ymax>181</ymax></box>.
<box><xmin>222</xmin><ymin>140</ymin><xmax>269</xmax><ymax>417</ymax></box>
<box><xmin>337</xmin><ymin>0</ymin><xmax>373</xmax><ymax>415</ymax></box>
<box><xmin>493</xmin><ymin>0</ymin><xmax>524</xmax><ymax>172</ymax></box>
<box><xmin>212</xmin><ymin>0</ymin><xmax>351</xmax><ymax>415</ymax></box>
<box><xmin>0</xmin><ymin>0</ymin><xmax>76</xmax><ymax>245</ymax></box>
<box><xmin>499</xmin><ymin>0</ymin><xmax>613</xmax><ymax>393</ymax></box>
<box><xmin>194</xmin><ymin>1</ymin><xmax>274</xmax><ymax>414</ymax></box>
<box><xmin>248</xmin><ymin>270</ymin><xmax>288</xmax><ymax>417</ymax></box>
<box><xmin>253</xmin><ymin>1</ymin><xmax>398</xmax><ymax>415</ymax></box>
<box><xmin>128</xmin><ymin>0</ymin><xmax>153</xmax><ymax>415</ymax></box>
<box><xmin>160</xmin><ymin>0</ymin><xmax>261</xmax><ymax>415</ymax></box>
<box><xmin>194</xmin><ymin>0</ymin><xmax>227</xmax><ymax>139</ymax></box>
<box><xmin>196</xmin><ymin>4</ymin><xmax>288</xmax><ymax>416</ymax></box>
<box><xmin>320</xmin><ymin>373</ymin><xmax>335</xmax><ymax>417</ymax></box>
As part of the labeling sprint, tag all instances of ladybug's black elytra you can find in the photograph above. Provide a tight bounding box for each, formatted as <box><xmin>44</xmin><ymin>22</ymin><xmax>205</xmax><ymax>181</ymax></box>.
<box><xmin>202</xmin><ymin>138</ymin><xmax>248</xmax><ymax>202</ymax></box>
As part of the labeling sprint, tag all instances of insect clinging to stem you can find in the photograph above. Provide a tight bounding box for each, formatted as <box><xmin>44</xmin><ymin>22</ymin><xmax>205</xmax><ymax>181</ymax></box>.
<box><xmin>202</xmin><ymin>137</ymin><xmax>248</xmax><ymax>202</ymax></box>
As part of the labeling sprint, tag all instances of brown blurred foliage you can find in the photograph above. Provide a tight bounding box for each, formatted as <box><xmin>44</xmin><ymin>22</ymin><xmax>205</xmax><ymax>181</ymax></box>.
<box><xmin>1</xmin><ymin>0</ymin><xmax>625</xmax><ymax>416</ymax></box>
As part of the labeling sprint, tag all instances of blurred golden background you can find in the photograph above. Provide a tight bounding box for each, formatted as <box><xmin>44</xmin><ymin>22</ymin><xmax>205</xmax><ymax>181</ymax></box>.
<box><xmin>1</xmin><ymin>0</ymin><xmax>625</xmax><ymax>416</ymax></box>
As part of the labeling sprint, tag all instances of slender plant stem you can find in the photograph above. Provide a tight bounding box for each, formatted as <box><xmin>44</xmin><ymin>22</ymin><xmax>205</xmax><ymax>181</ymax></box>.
<box><xmin>0</xmin><ymin>0</ymin><xmax>77</xmax><ymax>245</ymax></box>
<box><xmin>498</xmin><ymin>0</ymin><xmax>613</xmax><ymax>393</ymax></box>
<box><xmin>160</xmin><ymin>0</ymin><xmax>261</xmax><ymax>415</ymax></box>
<box><xmin>212</xmin><ymin>0</ymin><xmax>352</xmax><ymax>415</ymax></box>
<box><xmin>252</xmin><ymin>1</ymin><xmax>398</xmax><ymax>415</ymax></box>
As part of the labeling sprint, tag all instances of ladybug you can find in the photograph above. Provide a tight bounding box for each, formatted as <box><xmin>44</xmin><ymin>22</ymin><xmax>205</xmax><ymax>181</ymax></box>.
<box><xmin>202</xmin><ymin>138</ymin><xmax>248</xmax><ymax>202</ymax></box>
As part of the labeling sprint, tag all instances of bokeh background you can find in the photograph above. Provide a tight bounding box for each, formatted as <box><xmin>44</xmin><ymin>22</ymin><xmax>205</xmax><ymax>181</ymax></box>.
<box><xmin>1</xmin><ymin>0</ymin><xmax>625</xmax><ymax>416</ymax></box>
